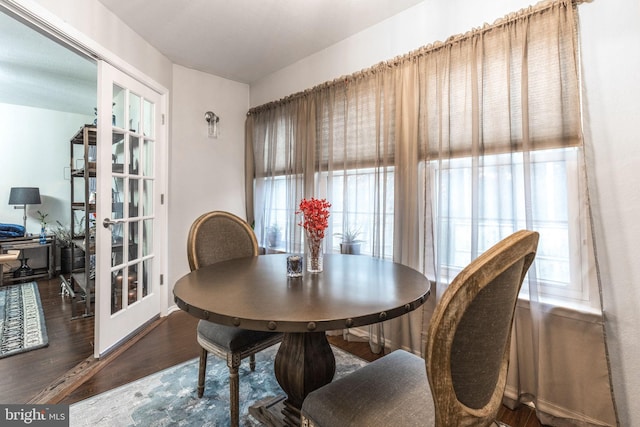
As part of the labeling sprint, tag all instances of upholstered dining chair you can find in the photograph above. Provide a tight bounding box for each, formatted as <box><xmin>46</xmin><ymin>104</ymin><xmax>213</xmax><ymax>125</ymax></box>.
<box><xmin>301</xmin><ymin>230</ymin><xmax>539</xmax><ymax>427</ymax></box>
<box><xmin>187</xmin><ymin>211</ymin><xmax>282</xmax><ymax>427</ymax></box>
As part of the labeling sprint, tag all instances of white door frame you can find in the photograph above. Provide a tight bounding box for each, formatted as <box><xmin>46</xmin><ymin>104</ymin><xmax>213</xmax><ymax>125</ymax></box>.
<box><xmin>96</xmin><ymin>61</ymin><xmax>167</xmax><ymax>356</ymax></box>
<box><xmin>1</xmin><ymin>0</ymin><xmax>170</xmax><ymax>355</ymax></box>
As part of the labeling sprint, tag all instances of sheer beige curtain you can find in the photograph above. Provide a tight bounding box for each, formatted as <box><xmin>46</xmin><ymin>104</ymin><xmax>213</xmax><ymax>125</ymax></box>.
<box><xmin>412</xmin><ymin>2</ymin><xmax>616</xmax><ymax>425</ymax></box>
<box><xmin>246</xmin><ymin>1</ymin><xmax>617</xmax><ymax>425</ymax></box>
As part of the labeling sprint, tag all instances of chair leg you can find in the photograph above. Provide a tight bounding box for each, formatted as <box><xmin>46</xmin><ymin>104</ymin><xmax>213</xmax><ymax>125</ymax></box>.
<box><xmin>197</xmin><ymin>347</ymin><xmax>207</xmax><ymax>398</ymax></box>
<box><xmin>249</xmin><ymin>353</ymin><xmax>256</xmax><ymax>371</ymax></box>
<box><xmin>228</xmin><ymin>354</ymin><xmax>241</xmax><ymax>427</ymax></box>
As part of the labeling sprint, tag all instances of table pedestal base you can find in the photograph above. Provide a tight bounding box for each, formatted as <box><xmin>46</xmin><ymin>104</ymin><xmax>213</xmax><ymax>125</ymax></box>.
<box><xmin>251</xmin><ymin>331</ymin><xmax>336</xmax><ymax>427</ymax></box>
<box><xmin>249</xmin><ymin>395</ymin><xmax>287</xmax><ymax>426</ymax></box>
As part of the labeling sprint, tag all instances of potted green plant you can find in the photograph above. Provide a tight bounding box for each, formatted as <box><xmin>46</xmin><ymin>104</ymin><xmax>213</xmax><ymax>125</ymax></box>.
<box><xmin>52</xmin><ymin>220</ymin><xmax>72</xmax><ymax>248</ymax></box>
<box><xmin>266</xmin><ymin>224</ymin><xmax>282</xmax><ymax>248</ymax></box>
<box><xmin>53</xmin><ymin>220</ymin><xmax>84</xmax><ymax>274</ymax></box>
<box><xmin>335</xmin><ymin>226</ymin><xmax>364</xmax><ymax>255</ymax></box>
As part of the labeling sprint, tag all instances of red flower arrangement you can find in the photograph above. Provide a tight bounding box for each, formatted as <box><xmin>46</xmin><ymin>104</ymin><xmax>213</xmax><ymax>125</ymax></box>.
<box><xmin>297</xmin><ymin>198</ymin><xmax>331</xmax><ymax>241</ymax></box>
<box><xmin>297</xmin><ymin>198</ymin><xmax>331</xmax><ymax>272</ymax></box>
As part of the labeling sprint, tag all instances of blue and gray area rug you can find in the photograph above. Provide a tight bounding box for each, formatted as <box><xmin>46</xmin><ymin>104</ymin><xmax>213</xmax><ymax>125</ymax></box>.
<box><xmin>0</xmin><ymin>281</ymin><xmax>48</xmax><ymax>358</ymax></box>
<box><xmin>70</xmin><ymin>344</ymin><xmax>368</xmax><ymax>426</ymax></box>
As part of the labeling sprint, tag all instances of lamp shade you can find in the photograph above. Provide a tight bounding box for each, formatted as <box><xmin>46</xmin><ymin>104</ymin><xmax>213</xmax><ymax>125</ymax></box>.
<box><xmin>8</xmin><ymin>187</ymin><xmax>41</xmax><ymax>205</ymax></box>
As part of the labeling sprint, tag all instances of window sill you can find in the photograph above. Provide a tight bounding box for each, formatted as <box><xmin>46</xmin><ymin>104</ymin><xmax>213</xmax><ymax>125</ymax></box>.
<box><xmin>515</xmin><ymin>297</ymin><xmax>603</xmax><ymax>324</ymax></box>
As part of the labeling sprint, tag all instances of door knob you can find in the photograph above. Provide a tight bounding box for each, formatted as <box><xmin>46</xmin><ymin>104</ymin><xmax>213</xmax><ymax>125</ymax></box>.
<box><xmin>103</xmin><ymin>218</ymin><xmax>126</xmax><ymax>228</ymax></box>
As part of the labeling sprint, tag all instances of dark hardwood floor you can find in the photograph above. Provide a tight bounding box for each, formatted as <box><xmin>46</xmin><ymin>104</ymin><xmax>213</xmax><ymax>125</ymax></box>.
<box><xmin>2</xmin><ymin>278</ymin><xmax>542</xmax><ymax>426</ymax></box>
<box><xmin>0</xmin><ymin>277</ymin><xmax>94</xmax><ymax>403</ymax></box>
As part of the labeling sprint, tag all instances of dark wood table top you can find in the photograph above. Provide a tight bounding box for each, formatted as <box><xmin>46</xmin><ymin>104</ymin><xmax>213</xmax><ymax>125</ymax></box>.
<box><xmin>173</xmin><ymin>253</ymin><xmax>430</xmax><ymax>333</ymax></box>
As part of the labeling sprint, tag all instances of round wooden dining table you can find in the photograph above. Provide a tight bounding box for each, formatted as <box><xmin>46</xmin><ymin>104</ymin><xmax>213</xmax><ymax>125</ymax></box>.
<box><xmin>173</xmin><ymin>253</ymin><xmax>430</xmax><ymax>426</ymax></box>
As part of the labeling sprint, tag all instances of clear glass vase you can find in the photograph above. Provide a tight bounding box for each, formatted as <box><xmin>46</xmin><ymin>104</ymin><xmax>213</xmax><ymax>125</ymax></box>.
<box><xmin>306</xmin><ymin>236</ymin><xmax>324</xmax><ymax>273</ymax></box>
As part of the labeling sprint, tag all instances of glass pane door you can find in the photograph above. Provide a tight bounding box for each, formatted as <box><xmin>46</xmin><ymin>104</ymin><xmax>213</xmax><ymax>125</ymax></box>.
<box><xmin>96</xmin><ymin>61</ymin><xmax>163</xmax><ymax>356</ymax></box>
<box><xmin>109</xmin><ymin>84</ymin><xmax>155</xmax><ymax>313</ymax></box>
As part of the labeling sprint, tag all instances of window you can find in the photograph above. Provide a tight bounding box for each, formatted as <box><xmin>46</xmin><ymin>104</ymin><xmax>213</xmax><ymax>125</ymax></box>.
<box><xmin>255</xmin><ymin>175</ymin><xmax>301</xmax><ymax>252</ymax></box>
<box><xmin>429</xmin><ymin>147</ymin><xmax>598</xmax><ymax>311</ymax></box>
<box><xmin>260</xmin><ymin>147</ymin><xmax>597</xmax><ymax>311</ymax></box>
<box><xmin>259</xmin><ymin>168</ymin><xmax>395</xmax><ymax>258</ymax></box>
<box><xmin>249</xmin><ymin>1</ymin><xmax>590</xmax><ymax>313</ymax></box>
<box><xmin>323</xmin><ymin>168</ymin><xmax>395</xmax><ymax>258</ymax></box>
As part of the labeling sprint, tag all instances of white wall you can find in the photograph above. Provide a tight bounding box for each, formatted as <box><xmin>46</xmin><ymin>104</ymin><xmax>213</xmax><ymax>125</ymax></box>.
<box><xmin>579</xmin><ymin>1</ymin><xmax>640</xmax><ymax>426</ymax></box>
<box><xmin>0</xmin><ymin>103</ymin><xmax>92</xmax><ymax>234</ymax></box>
<box><xmin>251</xmin><ymin>0</ymin><xmax>639</xmax><ymax>424</ymax></box>
<box><xmin>168</xmin><ymin>64</ymin><xmax>250</xmax><ymax>288</ymax></box>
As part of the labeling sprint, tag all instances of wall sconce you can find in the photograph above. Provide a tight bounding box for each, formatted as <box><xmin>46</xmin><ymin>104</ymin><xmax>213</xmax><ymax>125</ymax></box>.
<box><xmin>204</xmin><ymin>111</ymin><xmax>220</xmax><ymax>138</ymax></box>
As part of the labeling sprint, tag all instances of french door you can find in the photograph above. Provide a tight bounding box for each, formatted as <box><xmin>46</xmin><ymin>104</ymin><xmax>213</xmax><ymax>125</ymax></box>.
<box><xmin>95</xmin><ymin>61</ymin><xmax>165</xmax><ymax>356</ymax></box>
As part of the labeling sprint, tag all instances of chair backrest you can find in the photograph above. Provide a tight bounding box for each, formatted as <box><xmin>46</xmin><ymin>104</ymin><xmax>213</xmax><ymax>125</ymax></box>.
<box><xmin>187</xmin><ymin>211</ymin><xmax>259</xmax><ymax>272</ymax></box>
<box><xmin>425</xmin><ymin>230</ymin><xmax>539</xmax><ymax>426</ymax></box>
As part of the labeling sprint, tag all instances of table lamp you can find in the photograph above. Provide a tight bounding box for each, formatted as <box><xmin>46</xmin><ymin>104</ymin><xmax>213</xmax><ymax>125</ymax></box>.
<box><xmin>8</xmin><ymin>187</ymin><xmax>41</xmax><ymax>237</ymax></box>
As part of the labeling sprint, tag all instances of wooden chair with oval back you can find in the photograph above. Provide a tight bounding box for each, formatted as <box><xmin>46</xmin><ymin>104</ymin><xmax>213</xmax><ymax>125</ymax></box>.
<box><xmin>301</xmin><ymin>230</ymin><xmax>539</xmax><ymax>427</ymax></box>
<box><xmin>187</xmin><ymin>211</ymin><xmax>282</xmax><ymax>427</ymax></box>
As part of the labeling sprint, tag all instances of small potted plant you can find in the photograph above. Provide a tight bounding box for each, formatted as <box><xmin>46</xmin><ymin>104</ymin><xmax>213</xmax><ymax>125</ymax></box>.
<box><xmin>335</xmin><ymin>226</ymin><xmax>364</xmax><ymax>255</ymax></box>
<box><xmin>53</xmin><ymin>220</ymin><xmax>84</xmax><ymax>274</ymax></box>
<box><xmin>36</xmin><ymin>210</ymin><xmax>49</xmax><ymax>244</ymax></box>
<box><xmin>52</xmin><ymin>220</ymin><xmax>73</xmax><ymax>248</ymax></box>
<box><xmin>266</xmin><ymin>224</ymin><xmax>282</xmax><ymax>248</ymax></box>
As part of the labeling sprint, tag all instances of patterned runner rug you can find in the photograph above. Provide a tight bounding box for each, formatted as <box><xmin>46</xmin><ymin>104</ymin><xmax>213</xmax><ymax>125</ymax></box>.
<box><xmin>0</xmin><ymin>281</ymin><xmax>49</xmax><ymax>358</ymax></box>
<box><xmin>70</xmin><ymin>344</ymin><xmax>368</xmax><ymax>426</ymax></box>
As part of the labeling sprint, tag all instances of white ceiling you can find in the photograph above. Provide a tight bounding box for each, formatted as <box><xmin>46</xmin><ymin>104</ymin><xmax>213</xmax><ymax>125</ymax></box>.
<box><xmin>97</xmin><ymin>0</ymin><xmax>424</xmax><ymax>84</ymax></box>
<box><xmin>0</xmin><ymin>10</ymin><xmax>97</xmax><ymax>115</ymax></box>
<box><xmin>0</xmin><ymin>0</ymin><xmax>423</xmax><ymax>114</ymax></box>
